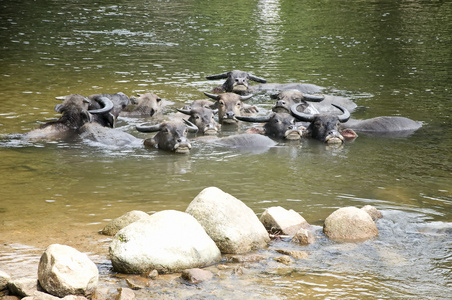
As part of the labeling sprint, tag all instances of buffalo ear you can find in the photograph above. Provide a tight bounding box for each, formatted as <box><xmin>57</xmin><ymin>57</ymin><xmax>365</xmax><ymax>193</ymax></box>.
<box><xmin>54</xmin><ymin>104</ymin><xmax>64</xmax><ymax>113</ymax></box>
<box><xmin>144</xmin><ymin>137</ymin><xmax>158</xmax><ymax>148</ymax></box>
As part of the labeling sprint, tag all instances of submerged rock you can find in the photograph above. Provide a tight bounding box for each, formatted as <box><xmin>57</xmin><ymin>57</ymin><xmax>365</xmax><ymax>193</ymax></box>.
<box><xmin>186</xmin><ymin>187</ymin><xmax>270</xmax><ymax>254</ymax></box>
<box><xmin>361</xmin><ymin>205</ymin><xmax>383</xmax><ymax>221</ymax></box>
<box><xmin>38</xmin><ymin>244</ymin><xmax>98</xmax><ymax>298</ymax></box>
<box><xmin>181</xmin><ymin>268</ymin><xmax>214</xmax><ymax>284</ymax></box>
<box><xmin>323</xmin><ymin>207</ymin><xmax>379</xmax><ymax>242</ymax></box>
<box><xmin>100</xmin><ymin>210</ymin><xmax>149</xmax><ymax>236</ymax></box>
<box><xmin>260</xmin><ymin>206</ymin><xmax>310</xmax><ymax>236</ymax></box>
<box><xmin>109</xmin><ymin>210</ymin><xmax>221</xmax><ymax>274</ymax></box>
<box><xmin>291</xmin><ymin>227</ymin><xmax>316</xmax><ymax>245</ymax></box>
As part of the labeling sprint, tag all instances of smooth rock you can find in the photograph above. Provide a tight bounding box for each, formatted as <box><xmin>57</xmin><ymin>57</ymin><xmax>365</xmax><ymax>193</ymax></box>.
<box><xmin>186</xmin><ymin>187</ymin><xmax>270</xmax><ymax>254</ymax></box>
<box><xmin>115</xmin><ymin>287</ymin><xmax>135</xmax><ymax>300</ymax></box>
<box><xmin>323</xmin><ymin>207</ymin><xmax>379</xmax><ymax>242</ymax></box>
<box><xmin>38</xmin><ymin>244</ymin><xmax>98</xmax><ymax>298</ymax></box>
<box><xmin>291</xmin><ymin>227</ymin><xmax>316</xmax><ymax>245</ymax></box>
<box><xmin>109</xmin><ymin>210</ymin><xmax>221</xmax><ymax>274</ymax></box>
<box><xmin>260</xmin><ymin>206</ymin><xmax>310</xmax><ymax>236</ymax></box>
<box><xmin>7</xmin><ymin>278</ymin><xmax>39</xmax><ymax>297</ymax></box>
<box><xmin>0</xmin><ymin>270</ymin><xmax>11</xmax><ymax>291</ymax></box>
<box><xmin>100</xmin><ymin>210</ymin><xmax>149</xmax><ymax>236</ymax></box>
<box><xmin>181</xmin><ymin>268</ymin><xmax>214</xmax><ymax>284</ymax></box>
<box><xmin>361</xmin><ymin>205</ymin><xmax>383</xmax><ymax>221</ymax></box>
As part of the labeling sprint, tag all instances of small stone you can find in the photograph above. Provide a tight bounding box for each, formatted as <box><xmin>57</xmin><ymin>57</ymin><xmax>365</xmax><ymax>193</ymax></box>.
<box><xmin>100</xmin><ymin>210</ymin><xmax>149</xmax><ymax>236</ymax></box>
<box><xmin>115</xmin><ymin>288</ymin><xmax>135</xmax><ymax>300</ymax></box>
<box><xmin>291</xmin><ymin>227</ymin><xmax>316</xmax><ymax>245</ymax></box>
<box><xmin>274</xmin><ymin>255</ymin><xmax>294</xmax><ymax>265</ymax></box>
<box><xmin>0</xmin><ymin>270</ymin><xmax>11</xmax><ymax>291</ymax></box>
<box><xmin>228</xmin><ymin>254</ymin><xmax>266</xmax><ymax>263</ymax></box>
<box><xmin>361</xmin><ymin>205</ymin><xmax>383</xmax><ymax>221</ymax></box>
<box><xmin>275</xmin><ymin>249</ymin><xmax>308</xmax><ymax>260</ymax></box>
<box><xmin>125</xmin><ymin>278</ymin><xmax>146</xmax><ymax>290</ymax></box>
<box><xmin>7</xmin><ymin>278</ymin><xmax>39</xmax><ymax>297</ymax></box>
<box><xmin>143</xmin><ymin>269</ymin><xmax>159</xmax><ymax>280</ymax></box>
<box><xmin>181</xmin><ymin>268</ymin><xmax>214</xmax><ymax>284</ymax></box>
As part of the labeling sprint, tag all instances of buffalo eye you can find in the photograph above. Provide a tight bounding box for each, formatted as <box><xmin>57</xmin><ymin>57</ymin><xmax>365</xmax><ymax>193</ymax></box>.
<box><xmin>236</xmin><ymin>102</ymin><xmax>241</xmax><ymax>106</ymax></box>
<box><xmin>219</xmin><ymin>101</ymin><xmax>225</xmax><ymax>106</ymax></box>
<box><xmin>157</xmin><ymin>98</ymin><xmax>162</xmax><ymax>102</ymax></box>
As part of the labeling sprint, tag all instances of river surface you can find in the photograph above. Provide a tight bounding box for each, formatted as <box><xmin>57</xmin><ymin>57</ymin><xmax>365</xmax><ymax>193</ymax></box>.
<box><xmin>0</xmin><ymin>0</ymin><xmax>451</xmax><ymax>299</ymax></box>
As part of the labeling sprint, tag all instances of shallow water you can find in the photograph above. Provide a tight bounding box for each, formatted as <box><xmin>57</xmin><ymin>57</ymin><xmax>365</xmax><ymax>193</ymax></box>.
<box><xmin>0</xmin><ymin>0</ymin><xmax>451</xmax><ymax>299</ymax></box>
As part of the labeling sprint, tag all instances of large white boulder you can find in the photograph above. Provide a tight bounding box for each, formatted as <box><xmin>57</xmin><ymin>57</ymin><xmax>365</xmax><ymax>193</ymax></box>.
<box><xmin>38</xmin><ymin>244</ymin><xmax>98</xmax><ymax>298</ymax></box>
<box><xmin>323</xmin><ymin>207</ymin><xmax>379</xmax><ymax>242</ymax></box>
<box><xmin>185</xmin><ymin>187</ymin><xmax>270</xmax><ymax>254</ymax></box>
<box><xmin>109</xmin><ymin>210</ymin><xmax>221</xmax><ymax>274</ymax></box>
<box><xmin>260</xmin><ymin>206</ymin><xmax>310</xmax><ymax>236</ymax></box>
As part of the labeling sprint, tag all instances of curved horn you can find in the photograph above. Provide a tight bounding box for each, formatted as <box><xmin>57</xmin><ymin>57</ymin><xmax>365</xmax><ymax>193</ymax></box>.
<box><xmin>206</xmin><ymin>72</ymin><xmax>228</xmax><ymax>80</ymax></box>
<box><xmin>249</xmin><ymin>74</ymin><xmax>267</xmax><ymax>83</ymax></box>
<box><xmin>183</xmin><ymin>119</ymin><xmax>199</xmax><ymax>133</ymax></box>
<box><xmin>55</xmin><ymin>96</ymin><xmax>67</xmax><ymax>100</ymax></box>
<box><xmin>235</xmin><ymin>115</ymin><xmax>272</xmax><ymax>123</ymax></box>
<box><xmin>89</xmin><ymin>96</ymin><xmax>114</xmax><ymax>114</ymax></box>
<box><xmin>204</xmin><ymin>92</ymin><xmax>221</xmax><ymax>101</ymax></box>
<box><xmin>332</xmin><ymin>104</ymin><xmax>350</xmax><ymax>123</ymax></box>
<box><xmin>303</xmin><ymin>94</ymin><xmax>325</xmax><ymax>102</ymax></box>
<box><xmin>176</xmin><ymin>108</ymin><xmax>191</xmax><ymax>115</ymax></box>
<box><xmin>240</xmin><ymin>94</ymin><xmax>254</xmax><ymax>101</ymax></box>
<box><xmin>291</xmin><ymin>103</ymin><xmax>315</xmax><ymax>122</ymax></box>
<box><xmin>136</xmin><ymin>123</ymin><xmax>162</xmax><ymax>132</ymax></box>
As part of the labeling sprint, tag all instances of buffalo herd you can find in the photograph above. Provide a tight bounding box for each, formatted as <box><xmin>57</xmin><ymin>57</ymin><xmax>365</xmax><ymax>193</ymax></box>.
<box><xmin>23</xmin><ymin>70</ymin><xmax>422</xmax><ymax>152</ymax></box>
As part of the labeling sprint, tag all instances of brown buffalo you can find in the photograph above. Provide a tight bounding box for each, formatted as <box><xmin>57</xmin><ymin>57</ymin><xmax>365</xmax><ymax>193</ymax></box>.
<box><xmin>203</xmin><ymin>92</ymin><xmax>257</xmax><ymax>124</ymax></box>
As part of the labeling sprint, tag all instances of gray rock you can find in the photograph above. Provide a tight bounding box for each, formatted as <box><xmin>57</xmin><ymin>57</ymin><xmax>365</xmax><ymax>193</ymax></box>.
<box><xmin>100</xmin><ymin>210</ymin><xmax>149</xmax><ymax>236</ymax></box>
<box><xmin>7</xmin><ymin>278</ymin><xmax>38</xmax><ymax>297</ymax></box>
<box><xmin>38</xmin><ymin>244</ymin><xmax>98</xmax><ymax>298</ymax></box>
<box><xmin>361</xmin><ymin>205</ymin><xmax>383</xmax><ymax>221</ymax></box>
<box><xmin>323</xmin><ymin>207</ymin><xmax>379</xmax><ymax>242</ymax></box>
<box><xmin>0</xmin><ymin>270</ymin><xmax>10</xmax><ymax>291</ymax></box>
<box><xmin>291</xmin><ymin>227</ymin><xmax>316</xmax><ymax>245</ymax></box>
<box><xmin>260</xmin><ymin>206</ymin><xmax>310</xmax><ymax>236</ymax></box>
<box><xmin>109</xmin><ymin>210</ymin><xmax>221</xmax><ymax>274</ymax></box>
<box><xmin>186</xmin><ymin>187</ymin><xmax>270</xmax><ymax>254</ymax></box>
<box><xmin>31</xmin><ymin>291</ymin><xmax>61</xmax><ymax>300</ymax></box>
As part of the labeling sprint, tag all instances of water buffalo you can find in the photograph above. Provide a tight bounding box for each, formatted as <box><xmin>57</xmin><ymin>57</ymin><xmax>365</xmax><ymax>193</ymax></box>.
<box><xmin>291</xmin><ymin>103</ymin><xmax>355</xmax><ymax>144</ymax></box>
<box><xmin>119</xmin><ymin>93</ymin><xmax>166</xmax><ymax>118</ymax></box>
<box><xmin>25</xmin><ymin>94</ymin><xmax>114</xmax><ymax>141</ymax></box>
<box><xmin>340</xmin><ymin>116</ymin><xmax>422</xmax><ymax>137</ymax></box>
<box><xmin>206</xmin><ymin>70</ymin><xmax>267</xmax><ymax>94</ymax></box>
<box><xmin>272</xmin><ymin>90</ymin><xmax>357</xmax><ymax>114</ymax></box>
<box><xmin>79</xmin><ymin>123</ymin><xmax>142</xmax><ymax>147</ymax></box>
<box><xmin>203</xmin><ymin>92</ymin><xmax>257</xmax><ymax>124</ymax></box>
<box><xmin>197</xmin><ymin>133</ymin><xmax>277</xmax><ymax>153</ymax></box>
<box><xmin>56</xmin><ymin>92</ymin><xmax>129</xmax><ymax>128</ymax></box>
<box><xmin>206</xmin><ymin>70</ymin><xmax>323</xmax><ymax>95</ymax></box>
<box><xmin>176</xmin><ymin>106</ymin><xmax>220</xmax><ymax>135</ymax></box>
<box><xmin>272</xmin><ymin>90</ymin><xmax>325</xmax><ymax>115</ymax></box>
<box><xmin>236</xmin><ymin>112</ymin><xmax>304</xmax><ymax>140</ymax></box>
<box><xmin>136</xmin><ymin>119</ymin><xmax>198</xmax><ymax>153</ymax></box>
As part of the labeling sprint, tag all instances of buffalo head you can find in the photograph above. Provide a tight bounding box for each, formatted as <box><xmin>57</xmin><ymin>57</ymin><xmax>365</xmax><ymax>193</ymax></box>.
<box><xmin>120</xmin><ymin>93</ymin><xmax>164</xmax><ymax>118</ymax></box>
<box><xmin>272</xmin><ymin>90</ymin><xmax>324</xmax><ymax>115</ymax></box>
<box><xmin>236</xmin><ymin>112</ymin><xmax>304</xmax><ymax>140</ymax></box>
<box><xmin>203</xmin><ymin>92</ymin><xmax>255</xmax><ymax>124</ymax></box>
<box><xmin>291</xmin><ymin>103</ymin><xmax>351</xmax><ymax>144</ymax></box>
<box><xmin>177</xmin><ymin>106</ymin><xmax>220</xmax><ymax>135</ymax></box>
<box><xmin>206</xmin><ymin>70</ymin><xmax>267</xmax><ymax>94</ymax></box>
<box><xmin>136</xmin><ymin>119</ymin><xmax>198</xmax><ymax>153</ymax></box>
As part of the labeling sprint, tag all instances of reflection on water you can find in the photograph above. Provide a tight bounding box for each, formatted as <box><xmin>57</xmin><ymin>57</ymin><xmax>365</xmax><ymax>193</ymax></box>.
<box><xmin>0</xmin><ymin>0</ymin><xmax>451</xmax><ymax>298</ymax></box>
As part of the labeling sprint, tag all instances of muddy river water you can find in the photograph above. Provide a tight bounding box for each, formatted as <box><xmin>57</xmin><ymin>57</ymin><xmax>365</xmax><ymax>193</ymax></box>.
<box><xmin>0</xmin><ymin>0</ymin><xmax>451</xmax><ymax>299</ymax></box>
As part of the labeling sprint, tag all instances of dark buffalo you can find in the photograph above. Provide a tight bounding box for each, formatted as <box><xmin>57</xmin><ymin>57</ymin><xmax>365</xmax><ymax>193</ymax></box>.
<box><xmin>291</xmin><ymin>103</ymin><xmax>354</xmax><ymax>144</ymax></box>
<box><xmin>272</xmin><ymin>90</ymin><xmax>357</xmax><ymax>114</ymax></box>
<box><xmin>79</xmin><ymin>123</ymin><xmax>142</xmax><ymax>147</ymax></box>
<box><xmin>206</xmin><ymin>70</ymin><xmax>267</xmax><ymax>94</ymax></box>
<box><xmin>340</xmin><ymin>116</ymin><xmax>422</xmax><ymax>137</ymax></box>
<box><xmin>203</xmin><ymin>92</ymin><xmax>257</xmax><ymax>124</ymax></box>
<box><xmin>26</xmin><ymin>94</ymin><xmax>113</xmax><ymax>141</ymax></box>
<box><xmin>136</xmin><ymin>119</ymin><xmax>198</xmax><ymax>153</ymax></box>
<box><xmin>56</xmin><ymin>92</ymin><xmax>129</xmax><ymax>128</ymax></box>
<box><xmin>206</xmin><ymin>70</ymin><xmax>323</xmax><ymax>95</ymax></box>
<box><xmin>176</xmin><ymin>106</ymin><xmax>220</xmax><ymax>135</ymax></box>
<box><xmin>236</xmin><ymin>112</ymin><xmax>304</xmax><ymax>140</ymax></box>
<box><xmin>119</xmin><ymin>93</ymin><xmax>166</xmax><ymax>118</ymax></box>
<box><xmin>272</xmin><ymin>90</ymin><xmax>325</xmax><ymax>115</ymax></box>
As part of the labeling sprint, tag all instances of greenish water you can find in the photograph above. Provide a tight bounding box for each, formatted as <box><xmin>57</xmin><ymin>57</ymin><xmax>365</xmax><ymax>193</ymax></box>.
<box><xmin>1</xmin><ymin>0</ymin><xmax>451</xmax><ymax>299</ymax></box>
